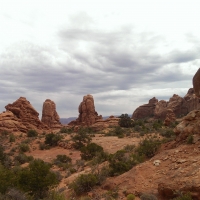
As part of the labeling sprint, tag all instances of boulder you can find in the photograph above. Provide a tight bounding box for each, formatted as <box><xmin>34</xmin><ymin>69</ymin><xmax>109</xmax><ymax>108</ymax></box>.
<box><xmin>193</xmin><ymin>68</ymin><xmax>200</xmax><ymax>97</ymax></box>
<box><xmin>132</xmin><ymin>97</ymin><xmax>158</xmax><ymax>119</ymax></box>
<box><xmin>41</xmin><ymin>99</ymin><xmax>62</xmax><ymax>129</ymax></box>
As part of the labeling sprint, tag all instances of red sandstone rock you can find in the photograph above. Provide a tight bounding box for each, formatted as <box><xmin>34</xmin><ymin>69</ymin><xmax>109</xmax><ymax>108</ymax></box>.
<box><xmin>41</xmin><ymin>99</ymin><xmax>62</xmax><ymax>129</ymax></box>
<box><xmin>193</xmin><ymin>68</ymin><xmax>200</xmax><ymax>97</ymax></box>
<box><xmin>132</xmin><ymin>97</ymin><xmax>158</xmax><ymax>119</ymax></box>
<box><xmin>69</xmin><ymin>94</ymin><xmax>102</xmax><ymax>126</ymax></box>
<box><xmin>3</xmin><ymin>97</ymin><xmax>48</xmax><ymax>133</ymax></box>
<box><xmin>164</xmin><ymin>109</ymin><xmax>176</xmax><ymax>126</ymax></box>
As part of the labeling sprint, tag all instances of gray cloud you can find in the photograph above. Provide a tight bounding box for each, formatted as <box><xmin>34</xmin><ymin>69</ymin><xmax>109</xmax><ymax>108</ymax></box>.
<box><xmin>0</xmin><ymin>12</ymin><xmax>199</xmax><ymax>117</ymax></box>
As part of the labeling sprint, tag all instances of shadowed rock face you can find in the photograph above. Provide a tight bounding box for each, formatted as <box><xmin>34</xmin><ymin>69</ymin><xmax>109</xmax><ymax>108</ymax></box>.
<box><xmin>41</xmin><ymin>99</ymin><xmax>62</xmax><ymax>129</ymax></box>
<box><xmin>193</xmin><ymin>68</ymin><xmax>200</xmax><ymax>97</ymax></box>
<box><xmin>4</xmin><ymin>97</ymin><xmax>48</xmax><ymax>132</ymax></box>
<box><xmin>69</xmin><ymin>94</ymin><xmax>102</xmax><ymax>126</ymax></box>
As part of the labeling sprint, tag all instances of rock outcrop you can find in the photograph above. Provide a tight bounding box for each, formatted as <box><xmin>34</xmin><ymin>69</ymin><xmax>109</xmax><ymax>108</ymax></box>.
<box><xmin>164</xmin><ymin>109</ymin><xmax>176</xmax><ymax>126</ymax></box>
<box><xmin>91</xmin><ymin>116</ymin><xmax>120</xmax><ymax>131</ymax></box>
<box><xmin>69</xmin><ymin>94</ymin><xmax>102</xmax><ymax>126</ymax></box>
<box><xmin>41</xmin><ymin>99</ymin><xmax>62</xmax><ymax>129</ymax></box>
<box><xmin>133</xmin><ymin>88</ymin><xmax>200</xmax><ymax>120</ymax></box>
<box><xmin>1</xmin><ymin>97</ymin><xmax>48</xmax><ymax>133</ymax></box>
<box><xmin>132</xmin><ymin>97</ymin><xmax>158</xmax><ymax>119</ymax></box>
<box><xmin>193</xmin><ymin>68</ymin><xmax>200</xmax><ymax>97</ymax></box>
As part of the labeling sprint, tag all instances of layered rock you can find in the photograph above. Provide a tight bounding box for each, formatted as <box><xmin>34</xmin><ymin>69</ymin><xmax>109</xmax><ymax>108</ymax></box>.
<box><xmin>2</xmin><ymin>97</ymin><xmax>48</xmax><ymax>133</ymax></box>
<box><xmin>132</xmin><ymin>97</ymin><xmax>158</xmax><ymax>119</ymax></box>
<box><xmin>193</xmin><ymin>68</ymin><xmax>200</xmax><ymax>97</ymax></box>
<box><xmin>41</xmin><ymin>99</ymin><xmax>62</xmax><ymax>129</ymax></box>
<box><xmin>174</xmin><ymin>110</ymin><xmax>200</xmax><ymax>143</ymax></box>
<box><xmin>91</xmin><ymin>116</ymin><xmax>120</xmax><ymax>131</ymax></box>
<box><xmin>164</xmin><ymin>109</ymin><xmax>176</xmax><ymax>126</ymax></box>
<box><xmin>133</xmin><ymin>88</ymin><xmax>200</xmax><ymax>120</ymax></box>
<box><xmin>69</xmin><ymin>94</ymin><xmax>102</xmax><ymax>126</ymax></box>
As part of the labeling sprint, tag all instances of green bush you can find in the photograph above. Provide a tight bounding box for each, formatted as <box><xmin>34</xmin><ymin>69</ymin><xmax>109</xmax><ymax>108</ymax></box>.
<box><xmin>55</xmin><ymin>154</ymin><xmax>72</xmax><ymax>164</ymax></box>
<box><xmin>140</xmin><ymin>193</ymin><xmax>157</xmax><ymax>200</ymax></box>
<box><xmin>187</xmin><ymin>135</ymin><xmax>194</xmax><ymax>144</ymax></box>
<box><xmin>60</xmin><ymin>127</ymin><xmax>73</xmax><ymax>134</ymax></box>
<box><xmin>136</xmin><ymin>138</ymin><xmax>161</xmax><ymax>158</ymax></box>
<box><xmin>69</xmin><ymin>173</ymin><xmax>98</xmax><ymax>195</ymax></box>
<box><xmin>9</xmin><ymin>134</ymin><xmax>15</xmax><ymax>142</ymax></box>
<box><xmin>18</xmin><ymin>159</ymin><xmax>58</xmax><ymax>198</ymax></box>
<box><xmin>81</xmin><ymin>143</ymin><xmax>104</xmax><ymax>160</ymax></box>
<box><xmin>172</xmin><ymin>192</ymin><xmax>193</xmax><ymax>200</ymax></box>
<box><xmin>127</xmin><ymin>193</ymin><xmax>135</xmax><ymax>200</ymax></box>
<box><xmin>43</xmin><ymin>190</ymin><xmax>66</xmax><ymax>200</ymax></box>
<box><xmin>19</xmin><ymin>143</ymin><xmax>30</xmax><ymax>153</ymax></box>
<box><xmin>27</xmin><ymin>129</ymin><xmax>38</xmax><ymax>137</ymax></box>
<box><xmin>71</xmin><ymin>128</ymin><xmax>92</xmax><ymax>149</ymax></box>
<box><xmin>119</xmin><ymin>114</ymin><xmax>134</xmax><ymax>128</ymax></box>
<box><xmin>45</xmin><ymin>133</ymin><xmax>63</xmax><ymax>146</ymax></box>
<box><xmin>14</xmin><ymin>153</ymin><xmax>33</xmax><ymax>165</ymax></box>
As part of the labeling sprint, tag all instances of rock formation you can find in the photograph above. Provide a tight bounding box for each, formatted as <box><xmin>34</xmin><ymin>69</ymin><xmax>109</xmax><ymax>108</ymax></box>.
<box><xmin>132</xmin><ymin>97</ymin><xmax>158</xmax><ymax>119</ymax></box>
<box><xmin>69</xmin><ymin>94</ymin><xmax>102</xmax><ymax>126</ymax></box>
<box><xmin>41</xmin><ymin>99</ymin><xmax>62</xmax><ymax>129</ymax></box>
<box><xmin>2</xmin><ymin>97</ymin><xmax>48</xmax><ymax>133</ymax></box>
<box><xmin>133</xmin><ymin>88</ymin><xmax>200</xmax><ymax>120</ymax></box>
<box><xmin>193</xmin><ymin>68</ymin><xmax>200</xmax><ymax>97</ymax></box>
<box><xmin>164</xmin><ymin>109</ymin><xmax>176</xmax><ymax>126</ymax></box>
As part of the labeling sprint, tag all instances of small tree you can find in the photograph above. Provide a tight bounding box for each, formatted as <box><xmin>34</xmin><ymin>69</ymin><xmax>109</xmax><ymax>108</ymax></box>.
<box><xmin>18</xmin><ymin>159</ymin><xmax>58</xmax><ymax>198</ymax></box>
<box><xmin>27</xmin><ymin>129</ymin><xmax>38</xmax><ymax>137</ymax></box>
<box><xmin>80</xmin><ymin>143</ymin><xmax>104</xmax><ymax>160</ymax></box>
<box><xmin>119</xmin><ymin>114</ymin><xmax>134</xmax><ymax>128</ymax></box>
<box><xmin>71</xmin><ymin>128</ymin><xmax>91</xmax><ymax>149</ymax></box>
<box><xmin>45</xmin><ymin>133</ymin><xmax>63</xmax><ymax>146</ymax></box>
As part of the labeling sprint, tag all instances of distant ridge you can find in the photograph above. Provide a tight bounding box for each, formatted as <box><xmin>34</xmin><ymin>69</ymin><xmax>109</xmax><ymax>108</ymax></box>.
<box><xmin>60</xmin><ymin>114</ymin><xmax>131</xmax><ymax>125</ymax></box>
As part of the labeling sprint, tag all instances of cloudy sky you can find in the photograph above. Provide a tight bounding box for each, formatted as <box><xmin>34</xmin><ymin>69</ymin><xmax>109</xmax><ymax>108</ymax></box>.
<box><xmin>0</xmin><ymin>0</ymin><xmax>200</xmax><ymax>118</ymax></box>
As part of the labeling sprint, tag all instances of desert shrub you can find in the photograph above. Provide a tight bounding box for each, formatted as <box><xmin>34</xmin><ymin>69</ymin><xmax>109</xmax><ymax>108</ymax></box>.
<box><xmin>108</xmin><ymin>150</ymin><xmax>133</xmax><ymax>176</ymax></box>
<box><xmin>187</xmin><ymin>135</ymin><xmax>194</xmax><ymax>144</ymax></box>
<box><xmin>152</xmin><ymin>120</ymin><xmax>163</xmax><ymax>130</ymax></box>
<box><xmin>19</xmin><ymin>143</ymin><xmax>30</xmax><ymax>153</ymax></box>
<box><xmin>90</xmin><ymin>151</ymin><xmax>109</xmax><ymax>166</ymax></box>
<box><xmin>172</xmin><ymin>192</ymin><xmax>193</xmax><ymax>200</ymax></box>
<box><xmin>119</xmin><ymin>114</ymin><xmax>134</xmax><ymax>128</ymax></box>
<box><xmin>0</xmin><ymin>130</ymin><xmax>9</xmax><ymax>137</ymax></box>
<box><xmin>0</xmin><ymin>145</ymin><xmax>6</xmax><ymax>164</ymax></box>
<box><xmin>69</xmin><ymin>173</ymin><xmax>98</xmax><ymax>195</ymax></box>
<box><xmin>105</xmin><ymin>187</ymin><xmax>119</xmax><ymax>199</ymax></box>
<box><xmin>127</xmin><ymin>193</ymin><xmax>135</xmax><ymax>200</ymax></box>
<box><xmin>45</xmin><ymin>133</ymin><xmax>63</xmax><ymax>146</ymax></box>
<box><xmin>18</xmin><ymin>159</ymin><xmax>58</xmax><ymax>198</ymax></box>
<box><xmin>81</xmin><ymin>143</ymin><xmax>104</xmax><ymax>160</ymax></box>
<box><xmin>27</xmin><ymin>129</ymin><xmax>38</xmax><ymax>137</ymax></box>
<box><xmin>160</xmin><ymin>128</ymin><xmax>175</xmax><ymax>138</ymax></box>
<box><xmin>14</xmin><ymin>153</ymin><xmax>33</xmax><ymax>165</ymax></box>
<box><xmin>60</xmin><ymin>127</ymin><xmax>73</xmax><ymax>134</ymax></box>
<box><xmin>140</xmin><ymin>193</ymin><xmax>157</xmax><ymax>200</ymax></box>
<box><xmin>43</xmin><ymin>190</ymin><xmax>66</xmax><ymax>200</ymax></box>
<box><xmin>136</xmin><ymin>138</ymin><xmax>161</xmax><ymax>158</ymax></box>
<box><xmin>2</xmin><ymin>188</ymin><xmax>28</xmax><ymax>200</ymax></box>
<box><xmin>9</xmin><ymin>134</ymin><xmax>16</xmax><ymax>142</ymax></box>
<box><xmin>0</xmin><ymin>164</ymin><xmax>16</xmax><ymax>194</ymax></box>
<box><xmin>55</xmin><ymin>154</ymin><xmax>72</xmax><ymax>164</ymax></box>
<box><xmin>71</xmin><ymin>128</ymin><xmax>92</xmax><ymax>149</ymax></box>
<box><xmin>39</xmin><ymin>142</ymin><xmax>47</xmax><ymax>150</ymax></box>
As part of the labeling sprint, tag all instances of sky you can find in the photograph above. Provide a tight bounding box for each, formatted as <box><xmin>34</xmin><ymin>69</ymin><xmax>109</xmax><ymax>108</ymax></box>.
<box><xmin>0</xmin><ymin>0</ymin><xmax>200</xmax><ymax>118</ymax></box>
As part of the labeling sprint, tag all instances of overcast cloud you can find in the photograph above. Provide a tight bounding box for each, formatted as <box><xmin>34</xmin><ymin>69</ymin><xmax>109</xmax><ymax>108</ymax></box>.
<box><xmin>0</xmin><ymin>0</ymin><xmax>200</xmax><ymax>118</ymax></box>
